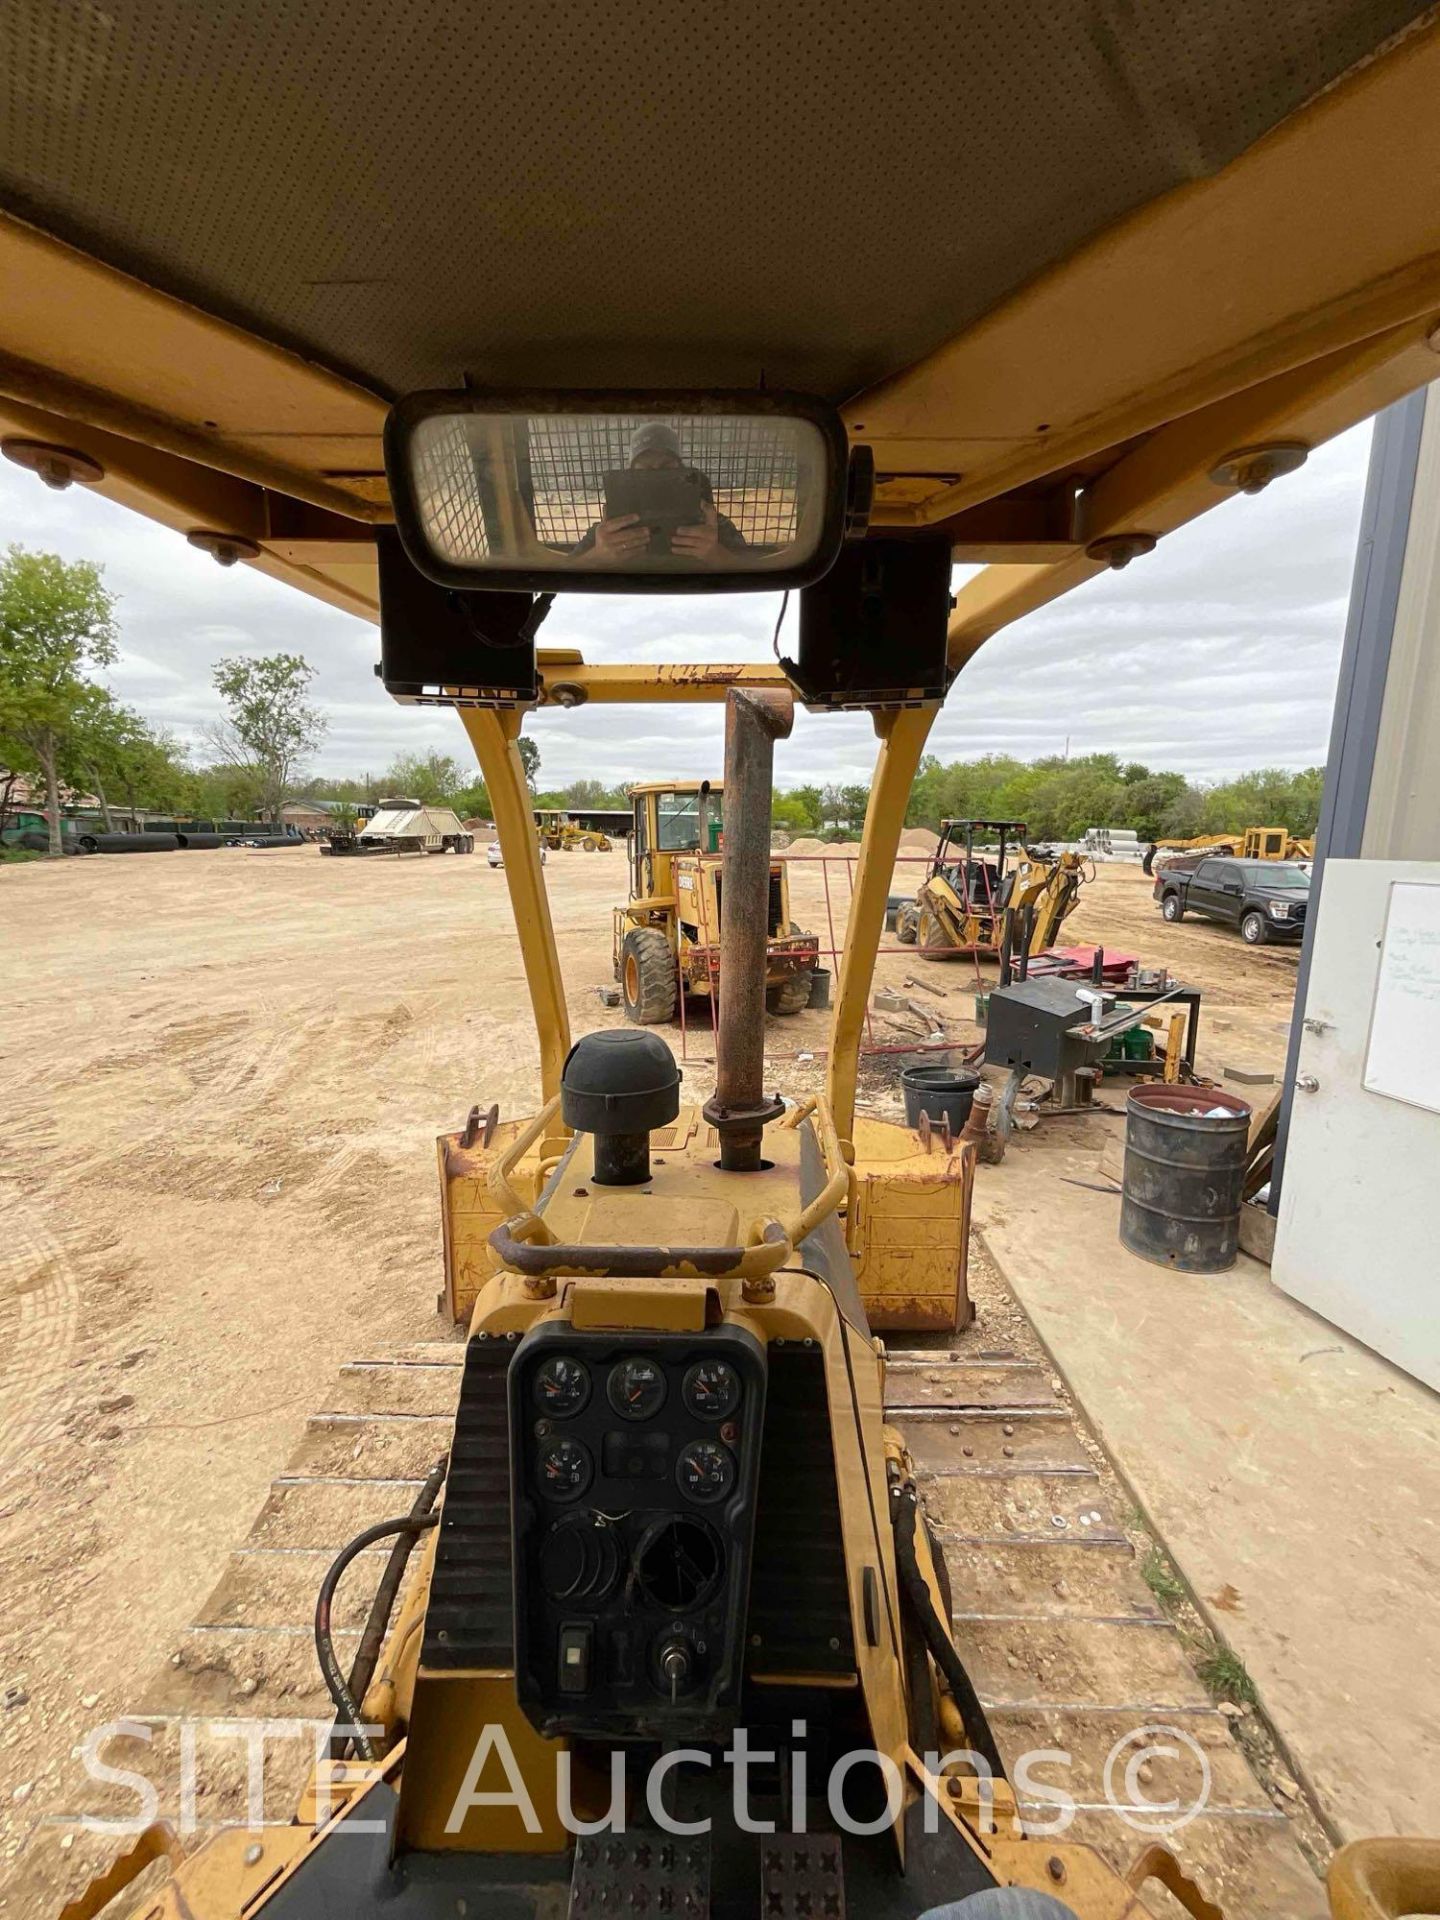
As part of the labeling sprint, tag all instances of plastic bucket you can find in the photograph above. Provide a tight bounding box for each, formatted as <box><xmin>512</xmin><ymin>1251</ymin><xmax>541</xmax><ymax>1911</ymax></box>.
<box><xmin>808</xmin><ymin>968</ymin><xmax>832</xmax><ymax>1010</ymax></box>
<box><xmin>1120</xmin><ymin>1084</ymin><xmax>1251</xmax><ymax>1273</ymax></box>
<box><xmin>900</xmin><ymin>1063</ymin><xmax>981</xmax><ymax>1133</ymax></box>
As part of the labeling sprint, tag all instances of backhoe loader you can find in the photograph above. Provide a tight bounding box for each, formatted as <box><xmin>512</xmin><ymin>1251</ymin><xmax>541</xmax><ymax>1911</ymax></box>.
<box><xmin>6</xmin><ymin>5</ymin><xmax>1439</xmax><ymax>1916</ymax></box>
<box><xmin>896</xmin><ymin>821</ymin><xmax>1090</xmax><ymax>962</ymax></box>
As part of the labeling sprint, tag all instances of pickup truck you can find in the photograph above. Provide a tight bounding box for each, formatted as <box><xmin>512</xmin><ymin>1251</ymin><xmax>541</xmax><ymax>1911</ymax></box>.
<box><xmin>1153</xmin><ymin>856</ymin><xmax>1310</xmax><ymax>945</ymax></box>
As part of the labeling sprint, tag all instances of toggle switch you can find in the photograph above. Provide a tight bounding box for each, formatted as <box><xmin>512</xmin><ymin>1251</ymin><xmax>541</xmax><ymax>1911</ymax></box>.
<box><xmin>558</xmin><ymin>1622</ymin><xmax>593</xmax><ymax>1694</ymax></box>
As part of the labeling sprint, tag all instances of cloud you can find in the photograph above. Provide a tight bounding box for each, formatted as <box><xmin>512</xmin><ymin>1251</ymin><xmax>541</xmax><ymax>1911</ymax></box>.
<box><xmin>1</xmin><ymin>418</ymin><xmax>1372</xmax><ymax>789</ymax></box>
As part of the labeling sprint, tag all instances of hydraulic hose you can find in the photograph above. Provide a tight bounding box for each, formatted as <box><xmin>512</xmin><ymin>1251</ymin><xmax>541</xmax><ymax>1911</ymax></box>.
<box><xmin>327</xmin><ymin>1454</ymin><xmax>448</xmax><ymax>1759</ymax></box>
<box><xmin>892</xmin><ymin>1481</ymin><xmax>1008</xmax><ymax>1784</ymax></box>
<box><xmin>315</xmin><ymin>1507</ymin><xmax>440</xmax><ymax>1764</ymax></box>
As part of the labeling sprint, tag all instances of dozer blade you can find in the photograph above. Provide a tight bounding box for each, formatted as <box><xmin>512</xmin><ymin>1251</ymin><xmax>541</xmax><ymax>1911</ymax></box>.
<box><xmin>885</xmin><ymin>1274</ymin><xmax>1327</xmax><ymax>1920</ymax></box>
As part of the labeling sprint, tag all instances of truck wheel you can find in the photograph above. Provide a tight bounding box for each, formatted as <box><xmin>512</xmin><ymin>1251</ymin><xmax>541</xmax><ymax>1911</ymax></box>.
<box><xmin>1241</xmin><ymin>909</ymin><xmax>1270</xmax><ymax>945</ymax></box>
<box><xmin>621</xmin><ymin>928</ymin><xmax>677</xmax><ymax>1024</ymax></box>
<box><xmin>1161</xmin><ymin>893</ymin><xmax>1183</xmax><ymax>922</ymax></box>
<box><xmin>767</xmin><ymin>976</ymin><xmax>812</xmax><ymax>1016</ymax></box>
<box><xmin>895</xmin><ymin>903</ymin><xmax>919</xmax><ymax>945</ymax></box>
<box><xmin>582</xmin><ymin>835</ymin><xmax>597</xmax><ymax>850</ymax></box>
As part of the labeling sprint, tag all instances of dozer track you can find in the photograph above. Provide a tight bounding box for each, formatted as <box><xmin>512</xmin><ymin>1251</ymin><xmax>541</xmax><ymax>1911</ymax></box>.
<box><xmin>51</xmin><ymin>1342</ymin><xmax>466</xmax><ymax>1856</ymax></box>
<box><xmin>886</xmin><ymin>1259</ymin><xmax>1326</xmax><ymax>1919</ymax></box>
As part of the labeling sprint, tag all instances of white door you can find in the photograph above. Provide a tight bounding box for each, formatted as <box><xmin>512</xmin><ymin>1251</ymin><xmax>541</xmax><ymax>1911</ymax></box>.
<box><xmin>1273</xmin><ymin>858</ymin><xmax>1440</xmax><ymax>1391</ymax></box>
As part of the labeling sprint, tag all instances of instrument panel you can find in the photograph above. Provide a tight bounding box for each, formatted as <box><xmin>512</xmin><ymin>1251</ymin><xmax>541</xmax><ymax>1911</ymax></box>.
<box><xmin>509</xmin><ymin>1323</ymin><xmax>767</xmax><ymax>1740</ymax></box>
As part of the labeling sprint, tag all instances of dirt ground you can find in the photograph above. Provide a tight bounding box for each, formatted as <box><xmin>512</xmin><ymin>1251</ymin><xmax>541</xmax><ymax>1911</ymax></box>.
<box><xmin>0</xmin><ymin>845</ymin><xmax>1299</xmax><ymax>1901</ymax></box>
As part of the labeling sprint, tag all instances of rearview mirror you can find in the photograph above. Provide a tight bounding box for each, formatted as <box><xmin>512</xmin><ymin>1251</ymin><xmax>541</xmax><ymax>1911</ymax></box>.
<box><xmin>384</xmin><ymin>392</ymin><xmax>848</xmax><ymax>593</ymax></box>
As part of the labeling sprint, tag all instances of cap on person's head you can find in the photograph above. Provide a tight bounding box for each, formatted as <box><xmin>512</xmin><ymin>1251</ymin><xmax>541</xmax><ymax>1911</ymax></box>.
<box><xmin>628</xmin><ymin>422</ymin><xmax>683</xmax><ymax>464</ymax></box>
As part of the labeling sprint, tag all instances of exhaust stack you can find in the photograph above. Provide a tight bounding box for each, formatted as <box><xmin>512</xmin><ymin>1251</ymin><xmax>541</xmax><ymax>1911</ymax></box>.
<box><xmin>703</xmin><ymin>687</ymin><xmax>794</xmax><ymax>1171</ymax></box>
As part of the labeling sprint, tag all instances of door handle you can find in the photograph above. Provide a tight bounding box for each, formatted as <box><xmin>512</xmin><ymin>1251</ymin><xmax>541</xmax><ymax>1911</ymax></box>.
<box><xmin>1297</xmin><ymin>1073</ymin><xmax>1320</xmax><ymax>1092</ymax></box>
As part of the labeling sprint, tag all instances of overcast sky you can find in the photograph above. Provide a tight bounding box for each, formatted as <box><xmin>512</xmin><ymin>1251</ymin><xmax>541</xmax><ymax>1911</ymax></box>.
<box><xmin>1</xmin><ymin>418</ymin><xmax>1376</xmax><ymax>793</ymax></box>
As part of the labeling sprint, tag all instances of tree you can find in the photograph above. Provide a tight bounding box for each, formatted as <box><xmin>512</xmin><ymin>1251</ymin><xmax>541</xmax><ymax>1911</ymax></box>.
<box><xmin>0</xmin><ymin>547</ymin><xmax>118</xmax><ymax>855</ymax></box>
<box><xmin>771</xmin><ymin>792</ymin><xmax>813</xmax><ymax>832</ymax></box>
<box><xmin>67</xmin><ymin>693</ymin><xmax>189</xmax><ymax>830</ymax></box>
<box><xmin>517</xmin><ymin>737</ymin><xmax>540</xmax><ymax>790</ymax></box>
<box><xmin>451</xmin><ymin>780</ymin><xmax>492</xmax><ymax>820</ymax></box>
<box><xmin>209</xmin><ymin>653</ymin><xmax>325</xmax><ymax>824</ymax></box>
<box><xmin>381</xmin><ymin>749</ymin><xmax>463</xmax><ymax>806</ymax></box>
<box><xmin>185</xmin><ymin>760</ymin><xmax>266</xmax><ymax>823</ymax></box>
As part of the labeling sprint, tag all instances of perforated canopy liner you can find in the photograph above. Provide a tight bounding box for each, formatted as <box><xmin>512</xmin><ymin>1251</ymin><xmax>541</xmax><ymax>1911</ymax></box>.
<box><xmin>0</xmin><ymin>0</ymin><xmax>1431</xmax><ymax>399</ymax></box>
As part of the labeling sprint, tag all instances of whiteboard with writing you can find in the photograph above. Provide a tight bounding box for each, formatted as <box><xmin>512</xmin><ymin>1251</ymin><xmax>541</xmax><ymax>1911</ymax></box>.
<box><xmin>1363</xmin><ymin>881</ymin><xmax>1440</xmax><ymax>1114</ymax></box>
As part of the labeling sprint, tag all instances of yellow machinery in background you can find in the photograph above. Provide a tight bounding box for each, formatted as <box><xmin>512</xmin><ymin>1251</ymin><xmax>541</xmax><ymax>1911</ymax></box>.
<box><xmin>8</xmin><ymin>5</ymin><xmax>1440</xmax><ymax>1916</ymax></box>
<box><xmin>1144</xmin><ymin>826</ymin><xmax>1314</xmax><ymax>872</ymax></box>
<box><xmin>897</xmin><ymin>819</ymin><xmax>1090</xmax><ymax>962</ymax></box>
<box><xmin>610</xmin><ymin>779</ymin><xmax>819</xmax><ymax>1022</ymax></box>
<box><xmin>535</xmin><ymin>809</ymin><xmax>613</xmax><ymax>852</ymax></box>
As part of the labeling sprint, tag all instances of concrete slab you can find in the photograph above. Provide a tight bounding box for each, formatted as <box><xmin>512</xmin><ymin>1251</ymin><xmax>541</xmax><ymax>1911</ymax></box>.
<box><xmin>973</xmin><ymin>1128</ymin><xmax>1440</xmax><ymax>1843</ymax></box>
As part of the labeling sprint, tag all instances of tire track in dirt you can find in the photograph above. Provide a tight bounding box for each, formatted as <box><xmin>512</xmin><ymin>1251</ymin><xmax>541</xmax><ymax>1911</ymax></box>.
<box><xmin>0</xmin><ymin>1191</ymin><xmax>81</xmax><ymax>1486</ymax></box>
<box><xmin>55</xmin><ymin>1006</ymin><xmax>346</xmax><ymax>1189</ymax></box>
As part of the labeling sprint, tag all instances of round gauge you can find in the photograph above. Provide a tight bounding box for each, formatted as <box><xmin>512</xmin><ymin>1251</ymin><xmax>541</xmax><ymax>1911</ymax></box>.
<box><xmin>608</xmin><ymin>1356</ymin><xmax>667</xmax><ymax>1422</ymax></box>
<box><xmin>676</xmin><ymin>1439</ymin><xmax>736</xmax><ymax>1505</ymax></box>
<box><xmin>536</xmin><ymin>1436</ymin><xmax>593</xmax><ymax>1503</ymax></box>
<box><xmin>532</xmin><ymin>1354</ymin><xmax>590</xmax><ymax>1419</ymax></box>
<box><xmin>682</xmin><ymin>1359</ymin><xmax>741</xmax><ymax>1420</ymax></box>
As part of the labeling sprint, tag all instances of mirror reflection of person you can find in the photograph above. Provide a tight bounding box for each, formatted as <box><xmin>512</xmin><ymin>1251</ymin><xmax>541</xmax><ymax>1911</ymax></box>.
<box><xmin>579</xmin><ymin>423</ymin><xmax>747</xmax><ymax>562</ymax></box>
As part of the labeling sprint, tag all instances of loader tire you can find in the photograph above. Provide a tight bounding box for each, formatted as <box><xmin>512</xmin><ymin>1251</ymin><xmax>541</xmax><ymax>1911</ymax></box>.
<box><xmin>621</xmin><ymin>928</ymin><xmax>678</xmax><ymax>1025</ymax></box>
<box><xmin>895</xmin><ymin>903</ymin><xmax>919</xmax><ymax>945</ymax></box>
<box><xmin>916</xmin><ymin>904</ymin><xmax>957</xmax><ymax>958</ymax></box>
<box><xmin>767</xmin><ymin>976</ymin><xmax>812</xmax><ymax>1016</ymax></box>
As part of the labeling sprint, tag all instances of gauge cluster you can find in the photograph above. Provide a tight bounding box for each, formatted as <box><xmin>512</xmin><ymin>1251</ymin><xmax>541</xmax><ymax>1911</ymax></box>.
<box><xmin>509</xmin><ymin>1324</ymin><xmax>767</xmax><ymax>1740</ymax></box>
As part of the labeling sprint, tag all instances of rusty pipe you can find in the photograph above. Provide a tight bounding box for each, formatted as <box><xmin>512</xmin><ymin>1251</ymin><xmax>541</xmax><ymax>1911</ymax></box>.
<box><xmin>703</xmin><ymin>686</ymin><xmax>793</xmax><ymax>1171</ymax></box>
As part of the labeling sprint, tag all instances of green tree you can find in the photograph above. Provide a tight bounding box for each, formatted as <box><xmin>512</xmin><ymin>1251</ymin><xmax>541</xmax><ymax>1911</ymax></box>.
<box><xmin>68</xmin><ymin>694</ymin><xmax>189</xmax><ymax>829</ymax></box>
<box><xmin>517</xmin><ymin>737</ymin><xmax>541</xmax><ymax>791</ymax></box>
<box><xmin>185</xmin><ymin>760</ymin><xmax>267</xmax><ymax>823</ymax></box>
<box><xmin>0</xmin><ymin>547</ymin><xmax>119</xmax><ymax>855</ymax></box>
<box><xmin>786</xmin><ymin>784</ymin><xmax>822</xmax><ymax>831</ymax></box>
<box><xmin>839</xmin><ymin>784</ymin><xmax>871</xmax><ymax>834</ymax></box>
<box><xmin>381</xmin><ymin>749</ymin><xmax>464</xmax><ymax>806</ymax></box>
<box><xmin>452</xmin><ymin>780</ymin><xmax>493</xmax><ymax>821</ymax></box>
<box><xmin>771</xmin><ymin>792</ymin><xmax>813</xmax><ymax>832</ymax></box>
<box><xmin>209</xmin><ymin>653</ymin><xmax>325</xmax><ymax>824</ymax></box>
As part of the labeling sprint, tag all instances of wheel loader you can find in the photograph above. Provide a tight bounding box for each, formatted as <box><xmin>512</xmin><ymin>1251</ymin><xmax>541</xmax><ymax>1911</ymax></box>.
<box><xmin>612</xmin><ymin>780</ymin><xmax>819</xmax><ymax>1023</ymax></box>
<box><xmin>5</xmin><ymin>5</ymin><xmax>1440</xmax><ymax>1916</ymax></box>
<box><xmin>896</xmin><ymin>821</ymin><xmax>1090</xmax><ymax>965</ymax></box>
